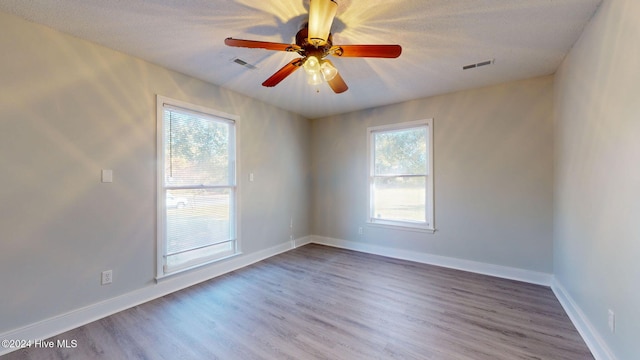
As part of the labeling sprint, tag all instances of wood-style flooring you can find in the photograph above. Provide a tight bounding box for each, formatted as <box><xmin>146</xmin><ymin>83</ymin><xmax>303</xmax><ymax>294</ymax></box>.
<box><xmin>3</xmin><ymin>244</ymin><xmax>593</xmax><ymax>359</ymax></box>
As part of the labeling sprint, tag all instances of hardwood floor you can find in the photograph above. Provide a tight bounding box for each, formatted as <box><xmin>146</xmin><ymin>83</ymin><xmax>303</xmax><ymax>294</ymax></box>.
<box><xmin>3</xmin><ymin>244</ymin><xmax>593</xmax><ymax>359</ymax></box>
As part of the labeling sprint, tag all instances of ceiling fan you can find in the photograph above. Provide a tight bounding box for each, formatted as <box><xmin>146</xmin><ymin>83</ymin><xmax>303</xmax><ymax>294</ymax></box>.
<box><xmin>224</xmin><ymin>0</ymin><xmax>402</xmax><ymax>93</ymax></box>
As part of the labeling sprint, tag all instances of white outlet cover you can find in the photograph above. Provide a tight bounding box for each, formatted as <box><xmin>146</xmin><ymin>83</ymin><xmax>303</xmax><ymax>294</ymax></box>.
<box><xmin>101</xmin><ymin>169</ymin><xmax>113</xmax><ymax>183</ymax></box>
<box><xmin>101</xmin><ymin>270</ymin><xmax>113</xmax><ymax>285</ymax></box>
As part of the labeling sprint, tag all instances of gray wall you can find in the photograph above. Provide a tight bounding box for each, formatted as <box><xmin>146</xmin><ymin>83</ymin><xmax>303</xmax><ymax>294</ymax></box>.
<box><xmin>554</xmin><ymin>0</ymin><xmax>640</xmax><ymax>358</ymax></box>
<box><xmin>7</xmin><ymin>3</ymin><xmax>638</xmax><ymax>358</ymax></box>
<box><xmin>0</xmin><ymin>12</ymin><xmax>310</xmax><ymax>333</ymax></box>
<box><xmin>311</xmin><ymin>76</ymin><xmax>555</xmax><ymax>273</ymax></box>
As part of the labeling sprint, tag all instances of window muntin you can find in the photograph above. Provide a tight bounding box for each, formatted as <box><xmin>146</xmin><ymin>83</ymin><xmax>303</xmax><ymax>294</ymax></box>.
<box><xmin>157</xmin><ymin>96</ymin><xmax>238</xmax><ymax>277</ymax></box>
<box><xmin>368</xmin><ymin>119</ymin><xmax>434</xmax><ymax>230</ymax></box>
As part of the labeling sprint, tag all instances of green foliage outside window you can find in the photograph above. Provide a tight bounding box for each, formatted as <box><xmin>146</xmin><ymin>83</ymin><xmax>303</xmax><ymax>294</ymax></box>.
<box><xmin>374</xmin><ymin>127</ymin><xmax>427</xmax><ymax>177</ymax></box>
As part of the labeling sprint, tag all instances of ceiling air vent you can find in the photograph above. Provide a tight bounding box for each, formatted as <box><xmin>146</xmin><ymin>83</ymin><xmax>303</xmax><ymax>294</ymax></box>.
<box><xmin>232</xmin><ymin>58</ymin><xmax>257</xmax><ymax>70</ymax></box>
<box><xmin>463</xmin><ymin>59</ymin><xmax>494</xmax><ymax>70</ymax></box>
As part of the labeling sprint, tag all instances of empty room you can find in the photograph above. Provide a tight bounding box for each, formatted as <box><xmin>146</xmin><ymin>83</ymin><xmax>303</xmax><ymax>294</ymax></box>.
<box><xmin>0</xmin><ymin>0</ymin><xmax>638</xmax><ymax>359</ymax></box>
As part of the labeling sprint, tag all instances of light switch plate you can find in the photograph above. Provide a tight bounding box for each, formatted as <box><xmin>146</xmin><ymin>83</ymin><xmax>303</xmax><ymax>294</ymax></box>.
<box><xmin>102</xmin><ymin>169</ymin><xmax>113</xmax><ymax>183</ymax></box>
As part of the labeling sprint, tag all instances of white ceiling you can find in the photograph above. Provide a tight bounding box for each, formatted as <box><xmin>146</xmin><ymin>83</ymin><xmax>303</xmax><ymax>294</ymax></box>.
<box><xmin>0</xmin><ymin>0</ymin><xmax>601</xmax><ymax>119</ymax></box>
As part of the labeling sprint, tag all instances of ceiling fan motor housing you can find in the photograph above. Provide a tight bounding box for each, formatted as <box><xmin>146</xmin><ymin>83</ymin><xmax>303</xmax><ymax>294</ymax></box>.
<box><xmin>296</xmin><ymin>27</ymin><xmax>333</xmax><ymax>59</ymax></box>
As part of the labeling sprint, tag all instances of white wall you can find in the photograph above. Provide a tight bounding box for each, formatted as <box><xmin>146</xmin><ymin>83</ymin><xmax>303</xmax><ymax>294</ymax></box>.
<box><xmin>0</xmin><ymin>11</ymin><xmax>310</xmax><ymax>334</ymax></box>
<box><xmin>554</xmin><ymin>0</ymin><xmax>640</xmax><ymax>358</ymax></box>
<box><xmin>311</xmin><ymin>76</ymin><xmax>554</xmax><ymax>274</ymax></box>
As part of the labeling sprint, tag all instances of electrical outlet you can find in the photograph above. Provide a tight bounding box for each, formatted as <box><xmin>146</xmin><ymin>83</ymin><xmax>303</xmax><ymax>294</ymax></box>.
<box><xmin>101</xmin><ymin>270</ymin><xmax>113</xmax><ymax>285</ymax></box>
<box><xmin>358</xmin><ymin>227</ymin><xmax>363</xmax><ymax>235</ymax></box>
<box><xmin>290</xmin><ymin>217</ymin><xmax>293</xmax><ymax>229</ymax></box>
<box><xmin>608</xmin><ymin>309</ymin><xmax>615</xmax><ymax>333</ymax></box>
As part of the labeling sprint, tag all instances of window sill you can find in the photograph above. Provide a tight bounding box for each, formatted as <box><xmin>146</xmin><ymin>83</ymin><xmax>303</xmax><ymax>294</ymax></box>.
<box><xmin>366</xmin><ymin>220</ymin><xmax>436</xmax><ymax>234</ymax></box>
<box><xmin>155</xmin><ymin>251</ymin><xmax>242</xmax><ymax>282</ymax></box>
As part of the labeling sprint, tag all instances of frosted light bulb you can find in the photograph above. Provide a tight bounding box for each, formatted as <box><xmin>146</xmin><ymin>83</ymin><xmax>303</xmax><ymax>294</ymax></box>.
<box><xmin>304</xmin><ymin>56</ymin><xmax>321</xmax><ymax>74</ymax></box>
<box><xmin>320</xmin><ymin>61</ymin><xmax>338</xmax><ymax>81</ymax></box>
<box><xmin>307</xmin><ymin>71</ymin><xmax>323</xmax><ymax>85</ymax></box>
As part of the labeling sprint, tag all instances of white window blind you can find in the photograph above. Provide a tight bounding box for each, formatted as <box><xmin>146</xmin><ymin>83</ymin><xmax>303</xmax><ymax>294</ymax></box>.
<box><xmin>157</xmin><ymin>96</ymin><xmax>238</xmax><ymax>276</ymax></box>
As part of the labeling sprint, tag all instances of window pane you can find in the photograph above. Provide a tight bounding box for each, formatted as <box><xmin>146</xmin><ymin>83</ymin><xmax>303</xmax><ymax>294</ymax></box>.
<box><xmin>164</xmin><ymin>109</ymin><xmax>231</xmax><ymax>186</ymax></box>
<box><xmin>374</xmin><ymin>127</ymin><xmax>427</xmax><ymax>176</ymax></box>
<box><xmin>373</xmin><ymin>176</ymin><xmax>426</xmax><ymax>223</ymax></box>
<box><xmin>165</xmin><ymin>188</ymin><xmax>233</xmax><ymax>267</ymax></box>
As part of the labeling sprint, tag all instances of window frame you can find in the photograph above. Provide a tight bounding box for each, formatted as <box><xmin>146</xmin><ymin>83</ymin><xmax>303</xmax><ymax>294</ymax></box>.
<box><xmin>156</xmin><ymin>95</ymin><xmax>241</xmax><ymax>279</ymax></box>
<box><xmin>366</xmin><ymin>119</ymin><xmax>435</xmax><ymax>232</ymax></box>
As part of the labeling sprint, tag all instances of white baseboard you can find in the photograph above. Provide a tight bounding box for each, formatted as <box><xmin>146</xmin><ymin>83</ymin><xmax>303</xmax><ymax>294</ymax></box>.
<box><xmin>551</xmin><ymin>277</ymin><xmax>616</xmax><ymax>360</ymax></box>
<box><xmin>293</xmin><ymin>235</ymin><xmax>313</xmax><ymax>248</ymax></box>
<box><xmin>310</xmin><ymin>235</ymin><xmax>552</xmax><ymax>286</ymax></box>
<box><xmin>0</xmin><ymin>239</ymin><xmax>296</xmax><ymax>356</ymax></box>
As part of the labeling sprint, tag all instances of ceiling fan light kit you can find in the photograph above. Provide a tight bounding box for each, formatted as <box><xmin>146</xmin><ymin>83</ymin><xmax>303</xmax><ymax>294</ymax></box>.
<box><xmin>303</xmin><ymin>55</ymin><xmax>338</xmax><ymax>85</ymax></box>
<box><xmin>304</xmin><ymin>56</ymin><xmax>323</xmax><ymax>84</ymax></box>
<box><xmin>224</xmin><ymin>0</ymin><xmax>402</xmax><ymax>93</ymax></box>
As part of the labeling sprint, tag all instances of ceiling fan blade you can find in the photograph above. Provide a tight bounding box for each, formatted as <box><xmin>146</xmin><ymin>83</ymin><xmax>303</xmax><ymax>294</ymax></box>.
<box><xmin>324</xmin><ymin>60</ymin><xmax>348</xmax><ymax>93</ymax></box>
<box><xmin>225</xmin><ymin>38</ymin><xmax>297</xmax><ymax>52</ymax></box>
<box><xmin>262</xmin><ymin>59</ymin><xmax>303</xmax><ymax>87</ymax></box>
<box><xmin>327</xmin><ymin>72</ymin><xmax>348</xmax><ymax>94</ymax></box>
<box><xmin>332</xmin><ymin>44</ymin><xmax>402</xmax><ymax>58</ymax></box>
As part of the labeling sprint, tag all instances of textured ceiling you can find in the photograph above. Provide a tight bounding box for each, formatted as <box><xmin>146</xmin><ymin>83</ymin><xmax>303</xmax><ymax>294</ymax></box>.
<box><xmin>0</xmin><ymin>0</ymin><xmax>601</xmax><ymax>119</ymax></box>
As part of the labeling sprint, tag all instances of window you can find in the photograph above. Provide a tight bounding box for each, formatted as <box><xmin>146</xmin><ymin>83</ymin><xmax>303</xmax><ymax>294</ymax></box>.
<box><xmin>368</xmin><ymin>119</ymin><xmax>434</xmax><ymax>231</ymax></box>
<box><xmin>157</xmin><ymin>95</ymin><xmax>239</xmax><ymax>277</ymax></box>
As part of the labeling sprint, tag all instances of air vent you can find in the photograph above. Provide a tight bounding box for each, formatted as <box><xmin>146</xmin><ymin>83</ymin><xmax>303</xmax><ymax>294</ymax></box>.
<box><xmin>232</xmin><ymin>58</ymin><xmax>257</xmax><ymax>70</ymax></box>
<box><xmin>462</xmin><ymin>59</ymin><xmax>494</xmax><ymax>70</ymax></box>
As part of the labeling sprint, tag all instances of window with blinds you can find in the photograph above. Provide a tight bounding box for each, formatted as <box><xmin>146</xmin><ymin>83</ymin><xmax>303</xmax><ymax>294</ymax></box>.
<box><xmin>157</xmin><ymin>95</ymin><xmax>238</xmax><ymax>276</ymax></box>
<box><xmin>367</xmin><ymin>119</ymin><xmax>434</xmax><ymax>231</ymax></box>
